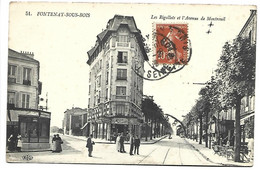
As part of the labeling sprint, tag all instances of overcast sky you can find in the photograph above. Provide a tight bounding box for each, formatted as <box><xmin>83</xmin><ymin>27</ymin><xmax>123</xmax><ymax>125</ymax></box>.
<box><xmin>7</xmin><ymin>3</ymin><xmax>255</xmax><ymax>128</ymax></box>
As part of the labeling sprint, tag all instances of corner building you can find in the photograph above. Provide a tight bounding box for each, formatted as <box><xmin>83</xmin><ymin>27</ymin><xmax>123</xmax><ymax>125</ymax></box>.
<box><xmin>7</xmin><ymin>49</ymin><xmax>51</xmax><ymax>151</ymax></box>
<box><xmin>87</xmin><ymin>15</ymin><xmax>148</xmax><ymax>140</ymax></box>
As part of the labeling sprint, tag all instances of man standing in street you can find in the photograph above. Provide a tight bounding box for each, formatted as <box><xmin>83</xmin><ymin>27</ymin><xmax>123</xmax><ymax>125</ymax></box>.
<box><xmin>129</xmin><ymin>134</ymin><xmax>134</xmax><ymax>155</ymax></box>
<box><xmin>86</xmin><ymin>134</ymin><xmax>95</xmax><ymax>157</ymax></box>
<box><xmin>134</xmin><ymin>135</ymin><xmax>140</xmax><ymax>155</ymax></box>
<box><xmin>119</xmin><ymin>133</ymin><xmax>126</xmax><ymax>153</ymax></box>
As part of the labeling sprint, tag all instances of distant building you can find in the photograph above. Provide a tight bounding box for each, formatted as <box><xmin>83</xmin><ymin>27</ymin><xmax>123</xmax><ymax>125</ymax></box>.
<box><xmin>7</xmin><ymin>49</ymin><xmax>51</xmax><ymax>151</ymax></box>
<box><xmin>86</xmin><ymin>15</ymin><xmax>148</xmax><ymax>140</ymax></box>
<box><xmin>63</xmin><ymin>107</ymin><xmax>88</xmax><ymax>136</ymax></box>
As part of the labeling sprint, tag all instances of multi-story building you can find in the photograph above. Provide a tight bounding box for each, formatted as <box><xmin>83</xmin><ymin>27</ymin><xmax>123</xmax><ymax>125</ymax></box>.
<box><xmin>63</xmin><ymin>107</ymin><xmax>88</xmax><ymax>136</ymax></box>
<box><xmin>210</xmin><ymin>10</ymin><xmax>256</xmax><ymax>146</ymax></box>
<box><xmin>87</xmin><ymin>15</ymin><xmax>148</xmax><ymax>140</ymax></box>
<box><xmin>238</xmin><ymin>10</ymin><xmax>256</xmax><ymax>141</ymax></box>
<box><xmin>7</xmin><ymin>49</ymin><xmax>51</xmax><ymax>151</ymax></box>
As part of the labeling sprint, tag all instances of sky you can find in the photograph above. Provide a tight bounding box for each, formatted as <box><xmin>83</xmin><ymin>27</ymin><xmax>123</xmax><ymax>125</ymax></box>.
<box><xmin>5</xmin><ymin>2</ymin><xmax>256</xmax><ymax>128</ymax></box>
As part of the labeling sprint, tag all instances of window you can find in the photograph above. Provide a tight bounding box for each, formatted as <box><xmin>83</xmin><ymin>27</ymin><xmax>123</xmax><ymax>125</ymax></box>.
<box><xmin>117</xmin><ymin>69</ymin><xmax>127</xmax><ymax>80</ymax></box>
<box><xmin>22</xmin><ymin>94</ymin><xmax>30</xmax><ymax>108</ymax></box>
<box><xmin>23</xmin><ymin>68</ymin><xmax>31</xmax><ymax>85</ymax></box>
<box><xmin>116</xmin><ymin>104</ymin><xmax>125</xmax><ymax>115</ymax></box>
<box><xmin>118</xmin><ymin>35</ymin><xmax>129</xmax><ymax>42</ymax></box>
<box><xmin>19</xmin><ymin>116</ymin><xmax>50</xmax><ymax>143</ymax></box>
<box><xmin>105</xmin><ymin>88</ymin><xmax>108</xmax><ymax>100</ymax></box>
<box><xmin>8</xmin><ymin>65</ymin><xmax>17</xmax><ymax>83</ymax></box>
<box><xmin>106</xmin><ymin>61</ymin><xmax>109</xmax><ymax>69</ymax></box>
<box><xmin>8</xmin><ymin>65</ymin><xmax>17</xmax><ymax>76</ymax></box>
<box><xmin>106</xmin><ymin>71</ymin><xmax>109</xmax><ymax>84</ymax></box>
<box><xmin>98</xmin><ymin>91</ymin><xmax>101</xmax><ymax>103</ymax></box>
<box><xmin>99</xmin><ymin>59</ymin><xmax>102</xmax><ymax>69</ymax></box>
<box><xmin>112</xmin><ymin>37</ymin><xmax>116</xmax><ymax>47</ymax></box>
<box><xmin>8</xmin><ymin>92</ymin><xmax>15</xmax><ymax>105</ymax></box>
<box><xmin>117</xmin><ymin>52</ymin><xmax>128</xmax><ymax>63</ymax></box>
<box><xmin>116</xmin><ymin>86</ymin><xmax>126</xmax><ymax>99</ymax></box>
<box><xmin>89</xmin><ymin>85</ymin><xmax>91</xmax><ymax>94</ymax></box>
<box><xmin>96</xmin><ymin>75</ymin><xmax>101</xmax><ymax>87</ymax></box>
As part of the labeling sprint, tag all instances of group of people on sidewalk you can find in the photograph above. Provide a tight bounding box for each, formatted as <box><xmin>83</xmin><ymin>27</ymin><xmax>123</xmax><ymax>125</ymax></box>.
<box><xmin>85</xmin><ymin>133</ymin><xmax>141</xmax><ymax>157</ymax></box>
<box><xmin>7</xmin><ymin>133</ymin><xmax>22</xmax><ymax>152</ymax></box>
<box><xmin>52</xmin><ymin>134</ymin><xmax>63</xmax><ymax>153</ymax></box>
<box><xmin>115</xmin><ymin>133</ymin><xmax>140</xmax><ymax>155</ymax></box>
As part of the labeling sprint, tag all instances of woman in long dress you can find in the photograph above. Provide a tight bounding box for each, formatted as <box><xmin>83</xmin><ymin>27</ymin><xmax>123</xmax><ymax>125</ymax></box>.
<box><xmin>7</xmin><ymin>134</ymin><xmax>16</xmax><ymax>152</ymax></box>
<box><xmin>16</xmin><ymin>134</ymin><xmax>22</xmax><ymax>152</ymax></box>
<box><xmin>116</xmin><ymin>133</ymin><xmax>120</xmax><ymax>152</ymax></box>
<box><xmin>55</xmin><ymin>134</ymin><xmax>63</xmax><ymax>153</ymax></box>
<box><xmin>52</xmin><ymin>134</ymin><xmax>57</xmax><ymax>152</ymax></box>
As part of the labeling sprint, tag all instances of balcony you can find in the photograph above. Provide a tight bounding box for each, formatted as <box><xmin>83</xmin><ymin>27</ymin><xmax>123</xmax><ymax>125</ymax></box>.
<box><xmin>23</xmin><ymin>80</ymin><xmax>31</xmax><ymax>86</ymax></box>
<box><xmin>116</xmin><ymin>77</ymin><xmax>127</xmax><ymax>80</ymax></box>
<box><xmin>111</xmin><ymin>95</ymin><xmax>130</xmax><ymax>101</ymax></box>
<box><xmin>116</xmin><ymin>42</ymin><xmax>130</xmax><ymax>48</ymax></box>
<box><xmin>8</xmin><ymin>77</ymin><xmax>16</xmax><ymax>83</ymax></box>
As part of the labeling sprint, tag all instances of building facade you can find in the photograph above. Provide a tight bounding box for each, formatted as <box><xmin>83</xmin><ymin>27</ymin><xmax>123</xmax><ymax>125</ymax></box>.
<box><xmin>87</xmin><ymin>15</ymin><xmax>148</xmax><ymax>140</ymax></box>
<box><xmin>209</xmin><ymin>10</ymin><xmax>256</xmax><ymax>146</ymax></box>
<box><xmin>63</xmin><ymin>107</ymin><xmax>88</xmax><ymax>136</ymax></box>
<box><xmin>238</xmin><ymin>9</ymin><xmax>256</xmax><ymax>142</ymax></box>
<box><xmin>7</xmin><ymin>49</ymin><xmax>51</xmax><ymax>151</ymax></box>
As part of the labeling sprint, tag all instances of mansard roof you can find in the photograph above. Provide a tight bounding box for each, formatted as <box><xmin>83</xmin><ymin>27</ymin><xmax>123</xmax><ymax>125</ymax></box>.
<box><xmin>87</xmin><ymin>15</ymin><xmax>148</xmax><ymax>65</ymax></box>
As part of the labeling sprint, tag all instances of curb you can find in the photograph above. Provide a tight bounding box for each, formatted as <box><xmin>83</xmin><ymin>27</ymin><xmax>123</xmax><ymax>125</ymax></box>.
<box><xmin>183</xmin><ymin>138</ymin><xmax>217</xmax><ymax>165</ymax></box>
<box><xmin>183</xmin><ymin>138</ymin><xmax>248</xmax><ymax>167</ymax></box>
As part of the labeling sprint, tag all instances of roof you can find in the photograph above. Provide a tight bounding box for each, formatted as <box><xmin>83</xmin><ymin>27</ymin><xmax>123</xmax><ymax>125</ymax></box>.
<box><xmin>8</xmin><ymin>48</ymin><xmax>39</xmax><ymax>64</ymax></box>
<box><xmin>64</xmin><ymin>107</ymin><xmax>88</xmax><ymax>116</ymax></box>
<box><xmin>238</xmin><ymin>10</ymin><xmax>257</xmax><ymax>37</ymax></box>
<box><xmin>87</xmin><ymin>15</ymin><xmax>148</xmax><ymax>65</ymax></box>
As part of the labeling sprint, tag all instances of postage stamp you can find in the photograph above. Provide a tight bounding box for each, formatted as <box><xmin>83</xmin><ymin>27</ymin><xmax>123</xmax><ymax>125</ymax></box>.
<box><xmin>154</xmin><ymin>23</ymin><xmax>188</xmax><ymax>65</ymax></box>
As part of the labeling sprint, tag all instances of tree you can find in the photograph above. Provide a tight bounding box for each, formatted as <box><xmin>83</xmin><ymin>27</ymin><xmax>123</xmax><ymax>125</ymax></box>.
<box><xmin>142</xmin><ymin>96</ymin><xmax>171</xmax><ymax>140</ymax></box>
<box><xmin>216</xmin><ymin>37</ymin><xmax>256</xmax><ymax>162</ymax></box>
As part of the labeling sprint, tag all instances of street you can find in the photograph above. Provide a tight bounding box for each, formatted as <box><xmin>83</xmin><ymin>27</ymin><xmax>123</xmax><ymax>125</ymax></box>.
<box><xmin>6</xmin><ymin>135</ymin><xmax>218</xmax><ymax>166</ymax></box>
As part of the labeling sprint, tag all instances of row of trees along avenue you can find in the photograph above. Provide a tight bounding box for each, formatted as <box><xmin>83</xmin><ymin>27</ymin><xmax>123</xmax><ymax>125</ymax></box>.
<box><xmin>182</xmin><ymin>37</ymin><xmax>255</xmax><ymax>162</ymax></box>
<box><xmin>142</xmin><ymin>96</ymin><xmax>172</xmax><ymax>141</ymax></box>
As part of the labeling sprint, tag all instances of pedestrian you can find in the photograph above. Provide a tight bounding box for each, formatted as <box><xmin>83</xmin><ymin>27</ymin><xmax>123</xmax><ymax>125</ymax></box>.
<box><xmin>16</xmin><ymin>134</ymin><xmax>22</xmax><ymax>152</ymax></box>
<box><xmin>129</xmin><ymin>134</ymin><xmax>134</xmax><ymax>155</ymax></box>
<box><xmin>134</xmin><ymin>135</ymin><xmax>140</xmax><ymax>155</ymax></box>
<box><xmin>113</xmin><ymin>133</ymin><xmax>117</xmax><ymax>143</ymax></box>
<box><xmin>7</xmin><ymin>134</ymin><xmax>16</xmax><ymax>152</ymax></box>
<box><xmin>119</xmin><ymin>133</ymin><xmax>126</xmax><ymax>153</ymax></box>
<box><xmin>86</xmin><ymin>134</ymin><xmax>95</xmax><ymax>157</ymax></box>
<box><xmin>55</xmin><ymin>134</ymin><xmax>63</xmax><ymax>153</ymax></box>
<box><xmin>52</xmin><ymin>134</ymin><xmax>57</xmax><ymax>152</ymax></box>
<box><xmin>116</xmin><ymin>133</ymin><xmax>120</xmax><ymax>152</ymax></box>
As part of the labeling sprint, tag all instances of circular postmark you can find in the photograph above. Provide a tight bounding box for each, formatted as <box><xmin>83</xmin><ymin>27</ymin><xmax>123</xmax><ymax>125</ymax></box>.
<box><xmin>132</xmin><ymin>23</ymin><xmax>191</xmax><ymax>81</ymax></box>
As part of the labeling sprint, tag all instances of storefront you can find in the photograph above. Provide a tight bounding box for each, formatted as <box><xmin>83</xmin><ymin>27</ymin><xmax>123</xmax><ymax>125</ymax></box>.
<box><xmin>7</xmin><ymin>108</ymin><xmax>51</xmax><ymax>151</ymax></box>
<box><xmin>88</xmin><ymin>115</ymin><xmax>143</xmax><ymax>141</ymax></box>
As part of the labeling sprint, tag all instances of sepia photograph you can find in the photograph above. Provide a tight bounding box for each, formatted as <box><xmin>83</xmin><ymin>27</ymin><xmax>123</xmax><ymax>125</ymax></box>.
<box><xmin>1</xmin><ymin>0</ymin><xmax>259</xmax><ymax>168</ymax></box>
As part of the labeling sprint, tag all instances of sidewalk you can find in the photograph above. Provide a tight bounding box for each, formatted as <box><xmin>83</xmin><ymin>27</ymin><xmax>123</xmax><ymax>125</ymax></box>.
<box><xmin>64</xmin><ymin>134</ymin><xmax>167</xmax><ymax>144</ymax></box>
<box><xmin>184</xmin><ymin>138</ymin><xmax>253</xmax><ymax>167</ymax></box>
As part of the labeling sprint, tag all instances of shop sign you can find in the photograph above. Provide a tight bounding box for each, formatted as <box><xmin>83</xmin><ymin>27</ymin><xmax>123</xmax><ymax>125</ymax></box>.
<box><xmin>40</xmin><ymin>112</ymin><xmax>51</xmax><ymax>118</ymax></box>
<box><xmin>112</xmin><ymin>118</ymin><xmax>128</xmax><ymax>125</ymax></box>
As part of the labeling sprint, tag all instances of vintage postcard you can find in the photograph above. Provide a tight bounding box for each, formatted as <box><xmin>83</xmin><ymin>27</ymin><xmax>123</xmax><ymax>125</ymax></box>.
<box><xmin>5</xmin><ymin>2</ymin><xmax>256</xmax><ymax>167</ymax></box>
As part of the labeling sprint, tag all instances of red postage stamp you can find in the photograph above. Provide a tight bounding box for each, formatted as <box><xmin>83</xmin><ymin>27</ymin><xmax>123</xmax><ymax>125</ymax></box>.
<box><xmin>154</xmin><ymin>23</ymin><xmax>188</xmax><ymax>65</ymax></box>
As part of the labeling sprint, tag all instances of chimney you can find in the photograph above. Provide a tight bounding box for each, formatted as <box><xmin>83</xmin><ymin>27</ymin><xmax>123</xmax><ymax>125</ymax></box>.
<box><xmin>20</xmin><ymin>51</ymin><xmax>34</xmax><ymax>58</ymax></box>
